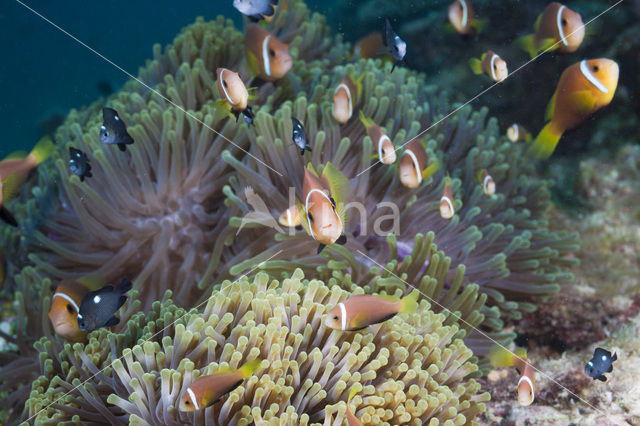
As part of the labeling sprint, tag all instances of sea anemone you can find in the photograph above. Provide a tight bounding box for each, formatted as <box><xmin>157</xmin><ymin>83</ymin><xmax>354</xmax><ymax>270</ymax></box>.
<box><xmin>26</xmin><ymin>270</ymin><xmax>489</xmax><ymax>425</ymax></box>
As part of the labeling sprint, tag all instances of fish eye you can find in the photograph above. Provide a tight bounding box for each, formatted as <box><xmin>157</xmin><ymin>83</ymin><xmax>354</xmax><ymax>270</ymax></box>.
<box><xmin>222</xmin><ymin>79</ymin><xmax>228</xmax><ymax>88</ymax></box>
<box><xmin>185</xmin><ymin>400</ymin><xmax>190</xmax><ymax>405</ymax></box>
<box><xmin>593</xmin><ymin>65</ymin><xmax>599</xmax><ymax>72</ymax></box>
<box><xmin>66</xmin><ymin>304</ymin><xmax>74</xmax><ymax>314</ymax></box>
<box><xmin>561</xmin><ymin>18</ymin><xmax>567</xmax><ymax>26</ymax></box>
<box><xmin>333</xmin><ymin>315</ymin><xmax>339</xmax><ymax>320</ymax></box>
<box><xmin>269</xmin><ymin>48</ymin><xmax>276</xmax><ymax>57</ymax></box>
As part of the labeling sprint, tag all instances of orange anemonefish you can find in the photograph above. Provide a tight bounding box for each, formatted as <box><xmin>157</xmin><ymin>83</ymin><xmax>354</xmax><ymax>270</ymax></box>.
<box><xmin>216</xmin><ymin>68</ymin><xmax>254</xmax><ymax>125</ymax></box>
<box><xmin>245</xmin><ymin>24</ymin><xmax>292</xmax><ymax>82</ymax></box>
<box><xmin>179</xmin><ymin>359</ymin><xmax>263</xmax><ymax>411</ymax></box>
<box><xmin>398</xmin><ymin>139</ymin><xmax>440</xmax><ymax>189</ymax></box>
<box><xmin>351</xmin><ymin>32</ymin><xmax>385</xmax><ymax>60</ymax></box>
<box><xmin>346</xmin><ymin>385</ymin><xmax>363</xmax><ymax>426</ymax></box>
<box><xmin>299</xmin><ymin>164</ymin><xmax>348</xmax><ymax>253</ymax></box>
<box><xmin>440</xmin><ymin>177</ymin><xmax>455</xmax><ymax>219</ymax></box>
<box><xmin>325</xmin><ymin>289</ymin><xmax>419</xmax><ymax>331</ymax></box>
<box><xmin>448</xmin><ymin>0</ymin><xmax>484</xmax><ymax>35</ymax></box>
<box><xmin>490</xmin><ymin>345</ymin><xmax>536</xmax><ymax>406</ymax></box>
<box><xmin>279</xmin><ymin>205</ymin><xmax>301</xmax><ymax>228</ymax></box>
<box><xmin>48</xmin><ymin>279</ymin><xmax>90</xmax><ymax>342</ymax></box>
<box><xmin>528</xmin><ymin>58</ymin><xmax>619</xmax><ymax>159</ymax></box>
<box><xmin>477</xmin><ymin>169</ymin><xmax>495</xmax><ymax>195</ymax></box>
<box><xmin>333</xmin><ymin>74</ymin><xmax>363</xmax><ymax>124</ymax></box>
<box><xmin>517</xmin><ymin>2</ymin><xmax>584</xmax><ymax>58</ymax></box>
<box><xmin>469</xmin><ymin>50</ymin><xmax>508</xmax><ymax>83</ymax></box>
<box><xmin>359</xmin><ymin>111</ymin><xmax>396</xmax><ymax>164</ymax></box>
<box><xmin>507</xmin><ymin>123</ymin><xmax>532</xmax><ymax>142</ymax></box>
<box><xmin>0</xmin><ymin>135</ymin><xmax>55</xmax><ymax>226</ymax></box>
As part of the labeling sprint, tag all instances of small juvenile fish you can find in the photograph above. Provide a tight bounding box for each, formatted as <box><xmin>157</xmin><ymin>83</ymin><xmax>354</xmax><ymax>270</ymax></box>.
<box><xmin>507</xmin><ymin>123</ymin><xmax>532</xmax><ymax>142</ymax></box>
<box><xmin>48</xmin><ymin>279</ymin><xmax>90</xmax><ymax>342</ymax></box>
<box><xmin>216</xmin><ymin>68</ymin><xmax>254</xmax><ymax>125</ymax></box>
<box><xmin>68</xmin><ymin>147</ymin><xmax>92</xmax><ymax>182</ymax></box>
<box><xmin>291</xmin><ymin>117</ymin><xmax>311</xmax><ymax>155</ymax></box>
<box><xmin>490</xmin><ymin>345</ymin><xmax>536</xmax><ymax>406</ymax></box>
<box><xmin>346</xmin><ymin>385</ymin><xmax>363</xmax><ymax>426</ymax></box>
<box><xmin>585</xmin><ymin>347</ymin><xmax>617</xmax><ymax>382</ymax></box>
<box><xmin>448</xmin><ymin>0</ymin><xmax>484</xmax><ymax>35</ymax></box>
<box><xmin>179</xmin><ymin>359</ymin><xmax>263</xmax><ymax>411</ymax></box>
<box><xmin>382</xmin><ymin>17</ymin><xmax>406</xmax><ymax>72</ymax></box>
<box><xmin>245</xmin><ymin>24</ymin><xmax>292</xmax><ymax>82</ymax></box>
<box><xmin>477</xmin><ymin>169</ymin><xmax>495</xmax><ymax>195</ymax></box>
<box><xmin>278</xmin><ymin>205</ymin><xmax>302</xmax><ymax>229</ymax></box>
<box><xmin>469</xmin><ymin>50</ymin><xmax>508</xmax><ymax>83</ymax></box>
<box><xmin>517</xmin><ymin>2</ymin><xmax>585</xmax><ymax>58</ymax></box>
<box><xmin>77</xmin><ymin>278</ymin><xmax>132</xmax><ymax>331</ymax></box>
<box><xmin>333</xmin><ymin>75</ymin><xmax>363</xmax><ymax>124</ymax></box>
<box><xmin>100</xmin><ymin>107</ymin><xmax>134</xmax><ymax>152</ymax></box>
<box><xmin>398</xmin><ymin>139</ymin><xmax>439</xmax><ymax>189</ymax></box>
<box><xmin>440</xmin><ymin>177</ymin><xmax>455</xmax><ymax>219</ymax></box>
<box><xmin>233</xmin><ymin>0</ymin><xmax>278</xmax><ymax>22</ymax></box>
<box><xmin>325</xmin><ymin>289</ymin><xmax>419</xmax><ymax>331</ymax></box>
<box><xmin>528</xmin><ymin>58</ymin><xmax>619</xmax><ymax>159</ymax></box>
<box><xmin>359</xmin><ymin>112</ymin><xmax>396</xmax><ymax>164</ymax></box>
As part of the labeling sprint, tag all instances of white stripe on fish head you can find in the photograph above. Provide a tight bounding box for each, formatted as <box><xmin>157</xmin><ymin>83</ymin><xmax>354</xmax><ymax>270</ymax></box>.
<box><xmin>334</xmin><ymin>83</ymin><xmax>353</xmax><ymax>120</ymax></box>
<box><xmin>580</xmin><ymin>59</ymin><xmax>609</xmax><ymax>94</ymax></box>
<box><xmin>219</xmin><ymin>69</ymin><xmax>236</xmax><ymax>105</ymax></box>
<box><xmin>556</xmin><ymin>5</ymin><xmax>569</xmax><ymax>46</ymax></box>
<box><xmin>262</xmin><ymin>35</ymin><xmax>272</xmax><ymax>77</ymax></box>
<box><xmin>489</xmin><ymin>53</ymin><xmax>499</xmax><ymax>81</ymax></box>
<box><xmin>378</xmin><ymin>134</ymin><xmax>391</xmax><ymax>163</ymax></box>
<box><xmin>305</xmin><ymin>188</ymin><xmax>343</xmax><ymax>241</ymax></box>
<box><xmin>338</xmin><ymin>302</ymin><xmax>348</xmax><ymax>330</ymax></box>
<box><xmin>517</xmin><ymin>375</ymin><xmax>535</xmax><ymax>404</ymax></box>
<box><xmin>460</xmin><ymin>0</ymin><xmax>469</xmax><ymax>28</ymax></box>
<box><xmin>483</xmin><ymin>174</ymin><xmax>492</xmax><ymax>193</ymax></box>
<box><xmin>53</xmin><ymin>292</ymin><xmax>81</xmax><ymax>314</ymax></box>
<box><xmin>186</xmin><ymin>388</ymin><xmax>200</xmax><ymax>410</ymax></box>
<box><xmin>404</xmin><ymin>149</ymin><xmax>423</xmax><ymax>185</ymax></box>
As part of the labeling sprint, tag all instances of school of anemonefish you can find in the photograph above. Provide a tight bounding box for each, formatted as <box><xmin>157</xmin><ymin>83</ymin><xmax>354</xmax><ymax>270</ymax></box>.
<box><xmin>0</xmin><ymin>0</ymin><xmax>615</xmax><ymax>415</ymax></box>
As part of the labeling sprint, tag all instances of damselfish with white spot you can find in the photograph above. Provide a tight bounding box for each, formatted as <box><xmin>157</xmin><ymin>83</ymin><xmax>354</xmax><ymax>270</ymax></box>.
<box><xmin>77</xmin><ymin>278</ymin><xmax>132</xmax><ymax>331</ymax></box>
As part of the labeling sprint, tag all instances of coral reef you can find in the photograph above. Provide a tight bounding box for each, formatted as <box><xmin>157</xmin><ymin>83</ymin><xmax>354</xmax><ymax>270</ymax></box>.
<box><xmin>26</xmin><ymin>270</ymin><xmax>490</xmax><ymax>425</ymax></box>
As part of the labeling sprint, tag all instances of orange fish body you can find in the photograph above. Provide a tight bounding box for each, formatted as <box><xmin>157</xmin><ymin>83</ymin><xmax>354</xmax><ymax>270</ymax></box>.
<box><xmin>324</xmin><ymin>289</ymin><xmax>419</xmax><ymax>331</ymax></box>
<box><xmin>448</xmin><ymin>0</ymin><xmax>481</xmax><ymax>35</ymax></box>
<box><xmin>216</xmin><ymin>68</ymin><xmax>249</xmax><ymax>112</ymax></box>
<box><xmin>352</xmin><ymin>32</ymin><xmax>385</xmax><ymax>60</ymax></box>
<box><xmin>469</xmin><ymin>50</ymin><xmax>508</xmax><ymax>83</ymax></box>
<box><xmin>48</xmin><ymin>279</ymin><xmax>90</xmax><ymax>342</ymax></box>
<box><xmin>490</xmin><ymin>346</ymin><xmax>535</xmax><ymax>406</ymax></box>
<box><xmin>519</xmin><ymin>2</ymin><xmax>584</xmax><ymax>58</ymax></box>
<box><xmin>245</xmin><ymin>24</ymin><xmax>292</xmax><ymax>81</ymax></box>
<box><xmin>507</xmin><ymin>123</ymin><xmax>531</xmax><ymax>142</ymax></box>
<box><xmin>440</xmin><ymin>177</ymin><xmax>455</xmax><ymax>219</ymax></box>
<box><xmin>398</xmin><ymin>139</ymin><xmax>439</xmax><ymax>189</ymax></box>
<box><xmin>302</xmin><ymin>167</ymin><xmax>343</xmax><ymax>247</ymax></box>
<box><xmin>179</xmin><ymin>359</ymin><xmax>262</xmax><ymax>411</ymax></box>
<box><xmin>333</xmin><ymin>75</ymin><xmax>358</xmax><ymax>124</ymax></box>
<box><xmin>529</xmin><ymin>58</ymin><xmax>619</xmax><ymax>159</ymax></box>
<box><xmin>477</xmin><ymin>169</ymin><xmax>495</xmax><ymax>195</ymax></box>
<box><xmin>359</xmin><ymin>112</ymin><xmax>396</xmax><ymax>164</ymax></box>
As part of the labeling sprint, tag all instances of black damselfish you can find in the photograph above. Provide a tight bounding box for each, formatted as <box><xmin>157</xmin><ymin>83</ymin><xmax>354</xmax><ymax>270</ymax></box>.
<box><xmin>100</xmin><ymin>107</ymin><xmax>134</xmax><ymax>152</ymax></box>
<box><xmin>585</xmin><ymin>347</ymin><xmax>617</xmax><ymax>382</ymax></box>
<box><xmin>383</xmin><ymin>17</ymin><xmax>407</xmax><ymax>73</ymax></box>
<box><xmin>291</xmin><ymin>117</ymin><xmax>311</xmax><ymax>156</ymax></box>
<box><xmin>68</xmin><ymin>147</ymin><xmax>92</xmax><ymax>182</ymax></box>
<box><xmin>77</xmin><ymin>278</ymin><xmax>132</xmax><ymax>331</ymax></box>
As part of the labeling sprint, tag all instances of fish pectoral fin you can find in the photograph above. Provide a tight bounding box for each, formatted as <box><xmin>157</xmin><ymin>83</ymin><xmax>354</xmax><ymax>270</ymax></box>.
<box><xmin>596</xmin><ymin>374</ymin><xmax>607</xmax><ymax>382</ymax></box>
<box><xmin>317</xmin><ymin>244</ymin><xmax>326</xmax><ymax>254</ymax></box>
<box><xmin>104</xmin><ymin>316</ymin><xmax>120</xmax><ymax>327</ymax></box>
<box><xmin>533</xmin><ymin>13</ymin><xmax>542</xmax><ymax>32</ymax></box>
<box><xmin>117</xmin><ymin>143</ymin><xmax>127</xmax><ymax>152</ymax></box>
<box><xmin>336</xmin><ymin>234</ymin><xmax>347</xmax><ymax>245</ymax></box>
<box><xmin>569</xmin><ymin>91</ymin><xmax>597</xmax><ymax>115</ymax></box>
<box><xmin>0</xmin><ymin>206</ymin><xmax>18</xmax><ymax>227</ymax></box>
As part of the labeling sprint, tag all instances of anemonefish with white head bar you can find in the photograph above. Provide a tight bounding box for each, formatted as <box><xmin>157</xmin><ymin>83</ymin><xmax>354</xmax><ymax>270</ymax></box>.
<box><xmin>179</xmin><ymin>359</ymin><xmax>263</xmax><ymax>411</ymax></box>
<box><xmin>359</xmin><ymin>112</ymin><xmax>396</xmax><ymax>164</ymax></box>
<box><xmin>448</xmin><ymin>0</ymin><xmax>484</xmax><ymax>35</ymax></box>
<box><xmin>245</xmin><ymin>24</ymin><xmax>292</xmax><ymax>82</ymax></box>
<box><xmin>216</xmin><ymin>68</ymin><xmax>254</xmax><ymax>125</ymax></box>
<box><xmin>507</xmin><ymin>123</ymin><xmax>532</xmax><ymax>142</ymax></box>
<box><xmin>469</xmin><ymin>50</ymin><xmax>508</xmax><ymax>83</ymax></box>
<box><xmin>440</xmin><ymin>176</ymin><xmax>455</xmax><ymax>219</ymax></box>
<box><xmin>299</xmin><ymin>163</ymin><xmax>348</xmax><ymax>254</ymax></box>
<box><xmin>333</xmin><ymin>74</ymin><xmax>363</xmax><ymax>124</ymax></box>
<box><xmin>398</xmin><ymin>139</ymin><xmax>440</xmax><ymax>189</ymax></box>
<box><xmin>490</xmin><ymin>345</ymin><xmax>536</xmax><ymax>406</ymax></box>
<box><xmin>528</xmin><ymin>58</ymin><xmax>619</xmax><ymax>159</ymax></box>
<box><xmin>477</xmin><ymin>169</ymin><xmax>495</xmax><ymax>195</ymax></box>
<box><xmin>278</xmin><ymin>205</ymin><xmax>301</xmax><ymax>228</ymax></box>
<box><xmin>517</xmin><ymin>2</ymin><xmax>584</xmax><ymax>58</ymax></box>
<box><xmin>48</xmin><ymin>279</ymin><xmax>90</xmax><ymax>342</ymax></box>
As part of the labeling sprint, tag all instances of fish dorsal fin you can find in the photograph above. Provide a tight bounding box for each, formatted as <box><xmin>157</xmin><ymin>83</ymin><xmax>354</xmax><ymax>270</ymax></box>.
<box><xmin>545</xmin><ymin>91</ymin><xmax>557</xmax><ymax>122</ymax></box>
<box><xmin>320</xmin><ymin>162</ymin><xmax>350</xmax><ymax>223</ymax></box>
<box><xmin>569</xmin><ymin>90</ymin><xmax>597</xmax><ymax>115</ymax></box>
<box><xmin>3</xmin><ymin>150</ymin><xmax>28</xmax><ymax>160</ymax></box>
<box><xmin>351</xmin><ymin>72</ymin><xmax>365</xmax><ymax>97</ymax></box>
<box><xmin>358</xmin><ymin>110</ymin><xmax>375</xmax><ymax>129</ymax></box>
<box><xmin>533</xmin><ymin>12</ymin><xmax>543</xmax><ymax>32</ymax></box>
<box><xmin>215</xmin><ymin>365</ymin><xmax>234</xmax><ymax>375</ymax></box>
<box><xmin>30</xmin><ymin>136</ymin><xmax>55</xmax><ymax>165</ymax></box>
<box><xmin>375</xmin><ymin>293</ymin><xmax>400</xmax><ymax>302</ymax></box>
<box><xmin>295</xmin><ymin>200</ymin><xmax>312</xmax><ymax>236</ymax></box>
<box><xmin>77</xmin><ymin>274</ymin><xmax>107</xmax><ymax>291</ymax></box>
<box><xmin>515</xmin><ymin>347</ymin><xmax>528</xmax><ymax>359</ymax></box>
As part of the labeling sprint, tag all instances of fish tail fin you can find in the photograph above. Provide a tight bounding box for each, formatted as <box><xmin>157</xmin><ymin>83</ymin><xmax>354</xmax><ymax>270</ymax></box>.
<box><xmin>400</xmin><ymin>289</ymin><xmax>419</xmax><ymax>314</ymax></box>
<box><xmin>421</xmin><ymin>158</ymin><xmax>441</xmax><ymax>180</ymax></box>
<box><xmin>238</xmin><ymin>358</ymin><xmax>263</xmax><ymax>378</ymax></box>
<box><xmin>489</xmin><ymin>344</ymin><xmax>514</xmax><ymax>368</ymax></box>
<box><xmin>117</xmin><ymin>278</ymin><xmax>133</xmax><ymax>294</ymax></box>
<box><xmin>528</xmin><ymin>122</ymin><xmax>562</xmax><ymax>160</ymax></box>
<box><xmin>514</xmin><ymin>347</ymin><xmax>528</xmax><ymax>360</ymax></box>
<box><xmin>472</xmin><ymin>18</ymin><xmax>488</xmax><ymax>34</ymax></box>
<box><xmin>358</xmin><ymin>110</ymin><xmax>375</xmax><ymax>129</ymax></box>
<box><xmin>29</xmin><ymin>136</ymin><xmax>55</xmax><ymax>165</ymax></box>
<box><xmin>347</xmin><ymin>384</ymin><xmax>361</xmax><ymax>407</ymax></box>
<box><xmin>468</xmin><ymin>57</ymin><xmax>483</xmax><ymax>75</ymax></box>
<box><xmin>515</xmin><ymin>34</ymin><xmax>537</xmax><ymax>59</ymax></box>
